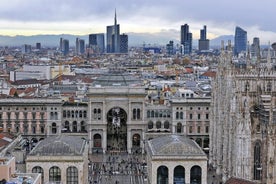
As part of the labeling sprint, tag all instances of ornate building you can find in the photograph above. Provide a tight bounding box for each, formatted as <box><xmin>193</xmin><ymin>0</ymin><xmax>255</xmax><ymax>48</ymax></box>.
<box><xmin>210</xmin><ymin>41</ymin><xmax>276</xmax><ymax>183</ymax></box>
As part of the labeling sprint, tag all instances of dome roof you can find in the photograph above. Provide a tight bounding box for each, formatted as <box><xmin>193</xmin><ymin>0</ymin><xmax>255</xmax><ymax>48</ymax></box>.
<box><xmin>148</xmin><ymin>135</ymin><xmax>206</xmax><ymax>156</ymax></box>
<box><xmin>92</xmin><ymin>68</ymin><xmax>142</xmax><ymax>87</ymax></box>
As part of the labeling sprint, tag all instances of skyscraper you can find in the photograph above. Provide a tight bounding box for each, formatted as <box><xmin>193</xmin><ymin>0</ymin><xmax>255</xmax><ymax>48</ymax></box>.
<box><xmin>89</xmin><ymin>33</ymin><xmax>105</xmax><ymax>53</ymax></box>
<box><xmin>62</xmin><ymin>39</ymin><xmax>69</xmax><ymax>56</ymax></box>
<box><xmin>180</xmin><ymin>24</ymin><xmax>192</xmax><ymax>55</ymax></box>
<box><xmin>198</xmin><ymin>25</ymin><xmax>210</xmax><ymax>51</ymax></box>
<box><xmin>106</xmin><ymin>10</ymin><xmax>120</xmax><ymax>53</ymax></box>
<box><xmin>166</xmin><ymin>41</ymin><xmax>174</xmax><ymax>56</ymax></box>
<box><xmin>76</xmin><ymin>38</ymin><xmax>85</xmax><ymax>55</ymax></box>
<box><xmin>250</xmin><ymin>37</ymin><xmax>260</xmax><ymax>60</ymax></box>
<box><xmin>120</xmin><ymin>34</ymin><xmax>128</xmax><ymax>53</ymax></box>
<box><xmin>234</xmin><ymin>26</ymin><xmax>247</xmax><ymax>55</ymax></box>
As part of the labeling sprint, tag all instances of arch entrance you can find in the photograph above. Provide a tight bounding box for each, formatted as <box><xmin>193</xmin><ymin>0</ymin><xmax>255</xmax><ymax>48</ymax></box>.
<box><xmin>106</xmin><ymin>107</ymin><xmax>127</xmax><ymax>152</ymax></box>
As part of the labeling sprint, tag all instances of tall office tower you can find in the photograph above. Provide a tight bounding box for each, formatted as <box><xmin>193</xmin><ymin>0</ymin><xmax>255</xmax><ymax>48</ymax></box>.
<box><xmin>21</xmin><ymin>44</ymin><xmax>31</xmax><ymax>54</ymax></box>
<box><xmin>36</xmin><ymin>43</ymin><xmax>41</xmax><ymax>50</ymax></box>
<box><xmin>198</xmin><ymin>25</ymin><xmax>210</xmax><ymax>51</ymax></box>
<box><xmin>59</xmin><ymin>38</ymin><xmax>63</xmax><ymax>51</ymax></box>
<box><xmin>120</xmin><ymin>34</ymin><xmax>128</xmax><ymax>53</ymax></box>
<box><xmin>166</xmin><ymin>41</ymin><xmax>174</xmax><ymax>55</ymax></box>
<box><xmin>180</xmin><ymin>24</ymin><xmax>192</xmax><ymax>55</ymax></box>
<box><xmin>250</xmin><ymin>37</ymin><xmax>260</xmax><ymax>60</ymax></box>
<box><xmin>234</xmin><ymin>26</ymin><xmax>247</xmax><ymax>55</ymax></box>
<box><xmin>62</xmin><ymin>39</ymin><xmax>69</xmax><ymax>56</ymax></box>
<box><xmin>76</xmin><ymin>38</ymin><xmax>85</xmax><ymax>55</ymax></box>
<box><xmin>106</xmin><ymin>10</ymin><xmax>120</xmax><ymax>53</ymax></box>
<box><xmin>89</xmin><ymin>33</ymin><xmax>105</xmax><ymax>53</ymax></box>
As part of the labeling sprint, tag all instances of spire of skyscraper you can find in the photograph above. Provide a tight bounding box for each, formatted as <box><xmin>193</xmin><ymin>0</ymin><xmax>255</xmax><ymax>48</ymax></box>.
<box><xmin>114</xmin><ymin>8</ymin><xmax>117</xmax><ymax>26</ymax></box>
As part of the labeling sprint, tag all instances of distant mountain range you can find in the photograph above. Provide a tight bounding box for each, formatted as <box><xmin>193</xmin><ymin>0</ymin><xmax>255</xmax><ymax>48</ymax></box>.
<box><xmin>0</xmin><ymin>34</ymin><xmax>234</xmax><ymax>48</ymax></box>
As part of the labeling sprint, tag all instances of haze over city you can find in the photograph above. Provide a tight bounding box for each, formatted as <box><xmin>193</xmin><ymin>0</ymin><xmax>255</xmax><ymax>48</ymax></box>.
<box><xmin>0</xmin><ymin>0</ymin><xmax>275</xmax><ymax>45</ymax></box>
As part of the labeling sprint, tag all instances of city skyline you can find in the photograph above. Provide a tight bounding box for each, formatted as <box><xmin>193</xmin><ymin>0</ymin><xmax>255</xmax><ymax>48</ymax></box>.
<box><xmin>0</xmin><ymin>0</ymin><xmax>275</xmax><ymax>45</ymax></box>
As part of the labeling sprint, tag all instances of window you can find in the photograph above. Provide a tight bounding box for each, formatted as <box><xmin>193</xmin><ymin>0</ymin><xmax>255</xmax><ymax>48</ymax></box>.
<box><xmin>52</xmin><ymin>123</ymin><xmax>57</xmax><ymax>134</ymax></box>
<box><xmin>197</xmin><ymin>126</ymin><xmax>201</xmax><ymax>133</ymax></box>
<box><xmin>176</xmin><ymin>123</ymin><xmax>182</xmax><ymax>133</ymax></box>
<box><xmin>67</xmin><ymin>166</ymin><xmax>78</xmax><ymax>184</ymax></box>
<box><xmin>63</xmin><ymin>110</ymin><xmax>66</xmax><ymax>118</ymax></box>
<box><xmin>180</xmin><ymin>112</ymin><xmax>184</xmax><ymax>119</ymax></box>
<box><xmin>72</xmin><ymin>121</ymin><xmax>78</xmax><ymax>132</ymax></box>
<box><xmin>190</xmin><ymin>114</ymin><xmax>193</xmax><ymax>119</ymax></box>
<box><xmin>189</xmin><ymin>126</ymin><xmax>193</xmax><ymax>133</ymax></box>
<box><xmin>156</xmin><ymin>121</ymin><xmax>161</xmax><ymax>129</ymax></box>
<box><xmin>253</xmin><ymin>141</ymin><xmax>262</xmax><ymax>180</ymax></box>
<box><xmin>80</xmin><ymin>121</ymin><xmax>86</xmax><ymax>132</ymax></box>
<box><xmin>205</xmin><ymin>126</ymin><xmax>209</xmax><ymax>133</ymax></box>
<box><xmin>49</xmin><ymin>166</ymin><xmax>61</xmax><ymax>183</ymax></box>
<box><xmin>164</xmin><ymin>121</ymin><xmax>169</xmax><ymax>129</ymax></box>
<box><xmin>176</xmin><ymin>112</ymin><xmax>179</xmax><ymax>119</ymax></box>
<box><xmin>198</xmin><ymin>114</ymin><xmax>201</xmax><ymax>120</ymax></box>
<box><xmin>147</xmin><ymin>111</ymin><xmax>150</xmax><ymax>118</ymax></box>
<box><xmin>206</xmin><ymin>113</ymin><xmax>209</xmax><ymax>120</ymax></box>
<box><xmin>32</xmin><ymin>166</ymin><xmax>43</xmax><ymax>182</ymax></box>
<box><xmin>148</xmin><ymin>121</ymin><xmax>153</xmax><ymax>129</ymax></box>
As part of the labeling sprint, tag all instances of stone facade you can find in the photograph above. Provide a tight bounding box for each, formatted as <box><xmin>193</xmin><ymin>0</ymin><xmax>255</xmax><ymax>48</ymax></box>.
<box><xmin>210</xmin><ymin>41</ymin><xmax>276</xmax><ymax>183</ymax></box>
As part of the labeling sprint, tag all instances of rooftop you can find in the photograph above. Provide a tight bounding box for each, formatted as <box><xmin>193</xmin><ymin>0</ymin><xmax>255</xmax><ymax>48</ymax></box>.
<box><xmin>148</xmin><ymin>134</ymin><xmax>206</xmax><ymax>157</ymax></box>
<box><xmin>29</xmin><ymin>135</ymin><xmax>86</xmax><ymax>156</ymax></box>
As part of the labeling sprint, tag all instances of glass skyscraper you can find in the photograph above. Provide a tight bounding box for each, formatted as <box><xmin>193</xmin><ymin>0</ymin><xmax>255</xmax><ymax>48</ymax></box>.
<box><xmin>234</xmin><ymin>26</ymin><xmax>247</xmax><ymax>55</ymax></box>
<box><xmin>180</xmin><ymin>24</ymin><xmax>192</xmax><ymax>55</ymax></box>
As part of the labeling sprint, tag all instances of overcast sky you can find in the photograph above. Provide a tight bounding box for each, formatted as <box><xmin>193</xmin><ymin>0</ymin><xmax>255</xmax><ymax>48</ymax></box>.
<box><xmin>0</xmin><ymin>0</ymin><xmax>275</xmax><ymax>44</ymax></box>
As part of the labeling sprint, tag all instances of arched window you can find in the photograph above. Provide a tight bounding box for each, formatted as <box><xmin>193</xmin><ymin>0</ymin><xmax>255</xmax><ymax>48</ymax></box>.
<box><xmin>253</xmin><ymin>141</ymin><xmax>262</xmax><ymax>180</ymax></box>
<box><xmin>49</xmin><ymin>166</ymin><xmax>61</xmax><ymax>183</ymax></box>
<box><xmin>54</xmin><ymin>112</ymin><xmax>58</xmax><ymax>120</ymax></box>
<box><xmin>156</xmin><ymin>121</ymin><xmax>161</xmax><ymax>129</ymax></box>
<box><xmin>67</xmin><ymin>166</ymin><xmax>78</xmax><ymax>184</ymax></box>
<box><xmin>63</xmin><ymin>110</ymin><xmax>66</xmax><ymax>118</ymax></box>
<box><xmin>72</xmin><ymin>121</ymin><xmax>78</xmax><ymax>132</ymax></box>
<box><xmin>52</xmin><ymin>123</ymin><xmax>57</xmax><ymax>134</ymax></box>
<box><xmin>132</xmin><ymin>134</ymin><xmax>140</xmax><ymax>147</ymax></box>
<box><xmin>176</xmin><ymin>112</ymin><xmax>179</xmax><ymax>119</ymax></box>
<box><xmin>67</xmin><ymin>110</ymin><xmax>70</xmax><ymax>118</ymax></box>
<box><xmin>174</xmin><ymin>165</ymin><xmax>185</xmax><ymax>184</ymax></box>
<box><xmin>75</xmin><ymin>111</ymin><xmax>78</xmax><ymax>118</ymax></box>
<box><xmin>190</xmin><ymin>165</ymin><xmax>201</xmax><ymax>184</ymax></box>
<box><xmin>93</xmin><ymin>134</ymin><xmax>102</xmax><ymax>147</ymax></box>
<box><xmin>157</xmin><ymin>166</ymin><xmax>168</xmax><ymax>184</ymax></box>
<box><xmin>148</xmin><ymin>121</ymin><xmax>153</xmax><ymax>130</ymax></box>
<box><xmin>50</xmin><ymin>112</ymin><xmax>54</xmax><ymax>120</ymax></box>
<box><xmin>80</xmin><ymin>121</ymin><xmax>86</xmax><ymax>132</ymax></box>
<box><xmin>71</xmin><ymin>110</ymin><xmax>74</xmax><ymax>118</ymax></box>
<box><xmin>151</xmin><ymin>110</ymin><xmax>154</xmax><ymax>118</ymax></box>
<box><xmin>83</xmin><ymin>111</ymin><xmax>87</xmax><ymax>118</ymax></box>
<box><xmin>164</xmin><ymin>121</ymin><xmax>170</xmax><ymax>129</ymax></box>
<box><xmin>32</xmin><ymin>166</ymin><xmax>44</xmax><ymax>182</ymax></box>
<box><xmin>64</xmin><ymin>121</ymin><xmax>70</xmax><ymax>132</ymax></box>
<box><xmin>79</xmin><ymin>111</ymin><xmax>83</xmax><ymax>118</ymax></box>
<box><xmin>177</xmin><ymin>122</ymin><xmax>182</xmax><ymax>133</ymax></box>
<box><xmin>147</xmin><ymin>110</ymin><xmax>150</xmax><ymax>118</ymax></box>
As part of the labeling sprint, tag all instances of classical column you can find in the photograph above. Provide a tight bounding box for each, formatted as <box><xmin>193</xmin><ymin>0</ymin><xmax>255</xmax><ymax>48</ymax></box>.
<box><xmin>102</xmin><ymin>128</ymin><xmax>107</xmax><ymax>153</ymax></box>
<box><xmin>168</xmin><ymin>166</ymin><xmax>173</xmax><ymax>184</ymax></box>
<box><xmin>127</xmin><ymin>127</ymin><xmax>131</xmax><ymax>154</ymax></box>
<box><xmin>186</xmin><ymin>165</ymin><xmax>191</xmax><ymax>184</ymax></box>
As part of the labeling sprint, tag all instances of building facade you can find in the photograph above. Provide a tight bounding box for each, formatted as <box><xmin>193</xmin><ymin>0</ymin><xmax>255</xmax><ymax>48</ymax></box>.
<box><xmin>198</xmin><ymin>25</ymin><xmax>210</xmax><ymax>51</ymax></box>
<box><xmin>210</xmin><ymin>41</ymin><xmax>276</xmax><ymax>183</ymax></box>
<box><xmin>180</xmin><ymin>24</ymin><xmax>193</xmax><ymax>55</ymax></box>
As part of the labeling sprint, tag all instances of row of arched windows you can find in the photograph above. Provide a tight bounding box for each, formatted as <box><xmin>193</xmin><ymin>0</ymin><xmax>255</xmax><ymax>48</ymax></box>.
<box><xmin>148</xmin><ymin>121</ymin><xmax>170</xmax><ymax>130</ymax></box>
<box><xmin>147</xmin><ymin>110</ymin><xmax>171</xmax><ymax>118</ymax></box>
<box><xmin>32</xmin><ymin>166</ymin><xmax>78</xmax><ymax>184</ymax></box>
<box><xmin>63</xmin><ymin>110</ymin><xmax>87</xmax><ymax>119</ymax></box>
<box><xmin>157</xmin><ymin>165</ymin><xmax>202</xmax><ymax>184</ymax></box>
<box><xmin>63</xmin><ymin>121</ymin><xmax>87</xmax><ymax>133</ymax></box>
